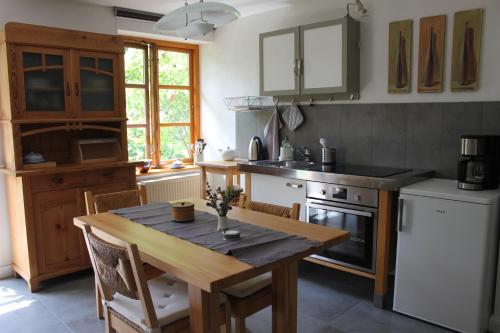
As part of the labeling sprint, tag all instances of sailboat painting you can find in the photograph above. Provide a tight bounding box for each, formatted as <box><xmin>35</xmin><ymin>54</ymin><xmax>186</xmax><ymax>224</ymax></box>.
<box><xmin>388</xmin><ymin>20</ymin><xmax>412</xmax><ymax>93</ymax></box>
<box><xmin>418</xmin><ymin>15</ymin><xmax>446</xmax><ymax>93</ymax></box>
<box><xmin>451</xmin><ymin>9</ymin><xmax>483</xmax><ymax>91</ymax></box>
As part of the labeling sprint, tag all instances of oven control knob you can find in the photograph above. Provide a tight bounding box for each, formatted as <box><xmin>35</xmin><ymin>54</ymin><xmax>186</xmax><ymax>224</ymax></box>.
<box><xmin>355</xmin><ymin>194</ymin><xmax>361</xmax><ymax>201</ymax></box>
<box><xmin>320</xmin><ymin>190</ymin><xmax>327</xmax><ymax>195</ymax></box>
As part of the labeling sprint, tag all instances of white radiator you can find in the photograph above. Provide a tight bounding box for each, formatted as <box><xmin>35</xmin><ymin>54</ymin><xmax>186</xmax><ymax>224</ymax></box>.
<box><xmin>139</xmin><ymin>173</ymin><xmax>200</xmax><ymax>203</ymax></box>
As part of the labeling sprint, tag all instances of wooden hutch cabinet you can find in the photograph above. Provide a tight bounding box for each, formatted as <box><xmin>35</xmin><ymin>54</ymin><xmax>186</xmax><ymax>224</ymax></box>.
<box><xmin>0</xmin><ymin>23</ymin><xmax>137</xmax><ymax>291</ymax></box>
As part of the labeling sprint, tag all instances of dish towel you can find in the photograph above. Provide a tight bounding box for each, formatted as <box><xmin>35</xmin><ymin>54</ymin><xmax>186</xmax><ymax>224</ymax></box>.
<box><xmin>264</xmin><ymin>106</ymin><xmax>282</xmax><ymax>160</ymax></box>
<box><xmin>282</xmin><ymin>102</ymin><xmax>304</xmax><ymax>131</ymax></box>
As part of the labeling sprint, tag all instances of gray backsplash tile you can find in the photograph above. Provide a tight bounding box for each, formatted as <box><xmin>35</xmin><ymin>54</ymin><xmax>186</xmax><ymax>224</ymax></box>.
<box><xmin>235</xmin><ymin>101</ymin><xmax>500</xmax><ymax>179</ymax></box>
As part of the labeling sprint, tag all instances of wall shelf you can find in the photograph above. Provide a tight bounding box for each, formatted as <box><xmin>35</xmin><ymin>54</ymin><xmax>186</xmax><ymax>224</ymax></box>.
<box><xmin>224</xmin><ymin>96</ymin><xmax>272</xmax><ymax>112</ymax></box>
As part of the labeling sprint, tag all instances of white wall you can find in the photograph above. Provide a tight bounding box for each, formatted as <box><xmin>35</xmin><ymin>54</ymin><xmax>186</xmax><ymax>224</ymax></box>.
<box><xmin>0</xmin><ymin>0</ymin><xmax>116</xmax><ymax>34</ymax></box>
<box><xmin>199</xmin><ymin>0</ymin><xmax>500</xmax><ymax>159</ymax></box>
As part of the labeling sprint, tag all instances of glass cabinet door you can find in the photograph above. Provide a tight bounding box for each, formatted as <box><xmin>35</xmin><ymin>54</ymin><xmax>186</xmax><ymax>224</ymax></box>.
<box><xmin>16</xmin><ymin>46</ymin><xmax>71</xmax><ymax>118</ymax></box>
<box><xmin>73</xmin><ymin>51</ymin><xmax>119</xmax><ymax>117</ymax></box>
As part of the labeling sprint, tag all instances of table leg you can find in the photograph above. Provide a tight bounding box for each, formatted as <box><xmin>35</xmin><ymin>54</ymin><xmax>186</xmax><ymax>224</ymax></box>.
<box><xmin>244</xmin><ymin>172</ymin><xmax>251</xmax><ymax>200</ymax></box>
<box><xmin>200</xmin><ymin>166</ymin><xmax>207</xmax><ymax>199</ymax></box>
<box><xmin>374</xmin><ymin>190</ymin><xmax>392</xmax><ymax>308</ymax></box>
<box><xmin>188</xmin><ymin>284</ymin><xmax>220</xmax><ymax>333</ymax></box>
<box><xmin>272</xmin><ymin>262</ymin><xmax>298</xmax><ymax>333</ymax></box>
<box><xmin>225</xmin><ymin>170</ymin><xmax>234</xmax><ymax>189</ymax></box>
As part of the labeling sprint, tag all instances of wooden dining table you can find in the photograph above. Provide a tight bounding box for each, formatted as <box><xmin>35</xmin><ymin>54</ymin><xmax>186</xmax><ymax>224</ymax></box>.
<box><xmin>73</xmin><ymin>198</ymin><xmax>349</xmax><ymax>333</ymax></box>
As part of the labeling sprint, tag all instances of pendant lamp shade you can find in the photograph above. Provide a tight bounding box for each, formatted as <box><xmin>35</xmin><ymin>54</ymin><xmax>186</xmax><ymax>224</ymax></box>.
<box><xmin>154</xmin><ymin>1</ymin><xmax>240</xmax><ymax>38</ymax></box>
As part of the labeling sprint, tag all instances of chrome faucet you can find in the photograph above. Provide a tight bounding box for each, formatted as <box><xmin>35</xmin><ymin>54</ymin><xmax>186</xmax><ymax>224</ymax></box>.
<box><xmin>296</xmin><ymin>146</ymin><xmax>313</xmax><ymax>162</ymax></box>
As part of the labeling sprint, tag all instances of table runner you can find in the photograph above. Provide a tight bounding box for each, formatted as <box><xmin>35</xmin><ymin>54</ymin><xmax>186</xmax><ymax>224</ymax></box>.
<box><xmin>110</xmin><ymin>203</ymin><xmax>320</xmax><ymax>267</ymax></box>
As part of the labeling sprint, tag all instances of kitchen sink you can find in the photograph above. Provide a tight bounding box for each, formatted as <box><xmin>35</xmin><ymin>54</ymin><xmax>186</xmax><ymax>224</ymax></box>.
<box><xmin>260</xmin><ymin>160</ymin><xmax>316</xmax><ymax>169</ymax></box>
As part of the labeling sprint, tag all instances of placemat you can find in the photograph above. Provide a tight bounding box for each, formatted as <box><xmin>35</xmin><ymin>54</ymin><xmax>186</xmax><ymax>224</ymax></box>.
<box><xmin>111</xmin><ymin>203</ymin><xmax>320</xmax><ymax>267</ymax></box>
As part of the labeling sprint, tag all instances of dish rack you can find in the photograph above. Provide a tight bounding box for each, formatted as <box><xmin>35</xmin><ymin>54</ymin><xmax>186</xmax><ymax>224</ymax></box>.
<box><xmin>224</xmin><ymin>96</ymin><xmax>269</xmax><ymax>111</ymax></box>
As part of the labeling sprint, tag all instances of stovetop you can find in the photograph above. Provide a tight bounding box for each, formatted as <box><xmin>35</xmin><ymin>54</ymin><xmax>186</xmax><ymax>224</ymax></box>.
<box><xmin>253</xmin><ymin>160</ymin><xmax>411</xmax><ymax>178</ymax></box>
<box><xmin>308</xmin><ymin>163</ymin><xmax>412</xmax><ymax>178</ymax></box>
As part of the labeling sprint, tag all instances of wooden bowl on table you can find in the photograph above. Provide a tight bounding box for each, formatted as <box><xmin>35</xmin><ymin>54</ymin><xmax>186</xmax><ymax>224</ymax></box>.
<box><xmin>171</xmin><ymin>201</ymin><xmax>195</xmax><ymax>222</ymax></box>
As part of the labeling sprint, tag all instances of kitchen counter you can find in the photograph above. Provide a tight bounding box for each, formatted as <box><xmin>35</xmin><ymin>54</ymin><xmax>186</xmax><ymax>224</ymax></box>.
<box><xmin>238</xmin><ymin>160</ymin><xmax>434</xmax><ymax>191</ymax></box>
<box><xmin>239</xmin><ymin>160</ymin><xmax>435</xmax><ymax>308</ymax></box>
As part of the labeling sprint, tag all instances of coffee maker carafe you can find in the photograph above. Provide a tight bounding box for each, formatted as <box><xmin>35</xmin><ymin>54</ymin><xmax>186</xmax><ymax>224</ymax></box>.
<box><xmin>457</xmin><ymin>135</ymin><xmax>500</xmax><ymax>190</ymax></box>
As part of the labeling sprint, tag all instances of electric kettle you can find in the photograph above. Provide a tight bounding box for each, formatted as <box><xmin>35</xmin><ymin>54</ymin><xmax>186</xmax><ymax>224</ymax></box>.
<box><xmin>248</xmin><ymin>136</ymin><xmax>264</xmax><ymax>161</ymax></box>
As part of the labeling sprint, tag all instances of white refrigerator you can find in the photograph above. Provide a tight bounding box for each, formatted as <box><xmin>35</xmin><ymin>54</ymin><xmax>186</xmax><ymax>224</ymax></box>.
<box><xmin>394</xmin><ymin>179</ymin><xmax>500</xmax><ymax>333</ymax></box>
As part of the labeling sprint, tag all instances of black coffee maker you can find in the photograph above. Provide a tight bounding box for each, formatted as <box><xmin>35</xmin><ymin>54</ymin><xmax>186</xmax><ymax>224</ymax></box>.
<box><xmin>457</xmin><ymin>135</ymin><xmax>500</xmax><ymax>190</ymax></box>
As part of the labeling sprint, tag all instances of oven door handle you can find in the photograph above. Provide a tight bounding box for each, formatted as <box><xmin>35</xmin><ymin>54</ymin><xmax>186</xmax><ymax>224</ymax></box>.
<box><xmin>308</xmin><ymin>203</ymin><xmax>374</xmax><ymax>218</ymax></box>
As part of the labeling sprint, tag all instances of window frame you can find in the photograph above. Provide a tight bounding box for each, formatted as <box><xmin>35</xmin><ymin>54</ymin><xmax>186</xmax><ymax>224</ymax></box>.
<box><xmin>124</xmin><ymin>43</ymin><xmax>151</xmax><ymax>162</ymax></box>
<box><xmin>123</xmin><ymin>37</ymin><xmax>200</xmax><ymax>167</ymax></box>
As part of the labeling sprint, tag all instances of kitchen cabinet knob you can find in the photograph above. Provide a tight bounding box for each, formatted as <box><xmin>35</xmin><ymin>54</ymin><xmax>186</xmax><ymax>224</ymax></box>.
<box><xmin>320</xmin><ymin>190</ymin><xmax>327</xmax><ymax>195</ymax></box>
<box><xmin>355</xmin><ymin>194</ymin><xmax>361</xmax><ymax>201</ymax></box>
<box><xmin>103</xmin><ymin>171</ymin><xmax>114</xmax><ymax>178</ymax></box>
<box><xmin>52</xmin><ymin>176</ymin><xmax>64</xmax><ymax>184</ymax></box>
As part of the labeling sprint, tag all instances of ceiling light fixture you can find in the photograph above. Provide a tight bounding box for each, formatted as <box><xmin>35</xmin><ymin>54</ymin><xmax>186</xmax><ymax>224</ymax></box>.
<box><xmin>346</xmin><ymin>0</ymin><xmax>368</xmax><ymax>16</ymax></box>
<box><xmin>154</xmin><ymin>0</ymin><xmax>241</xmax><ymax>39</ymax></box>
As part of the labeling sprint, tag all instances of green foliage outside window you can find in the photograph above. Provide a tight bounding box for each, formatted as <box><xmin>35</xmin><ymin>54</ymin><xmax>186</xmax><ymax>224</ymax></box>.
<box><xmin>158</xmin><ymin>50</ymin><xmax>189</xmax><ymax>86</ymax></box>
<box><xmin>127</xmin><ymin>127</ymin><xmax>147</xmax><ymax>161</ymax></box>
<box><xmin>125</xmin><ymin>46</ymin><xmax>193</xmax><ymax>162</ymax></box>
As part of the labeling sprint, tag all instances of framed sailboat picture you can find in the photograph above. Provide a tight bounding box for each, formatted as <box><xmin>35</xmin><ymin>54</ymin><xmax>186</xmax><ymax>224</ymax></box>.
<box><xmin>418</xmin><ymin>15</ymin><xmax>446</xmax><ymax>93</ymax></box>
<box><xmin>451</xmin><ymin>9</ymin><xmax>483</xmax><ymax>91</ymax></box>
<box><xmin>388</xmin><ymin>19</ymin><xmax>412</xmax><ymax>93</ymax></box>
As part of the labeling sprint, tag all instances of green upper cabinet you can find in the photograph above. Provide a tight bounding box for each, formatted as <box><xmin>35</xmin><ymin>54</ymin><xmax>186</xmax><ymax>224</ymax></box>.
<box><xmin>72</xmin><ymin>51</ymin><xmax>120</xmax><ymax>118</ymax></box>
<box><xmin>259</xmin><ymin>16</ymin><xmax>360</xmax><ymax>99</ymax></box>
<box><xmin>259</xmin><ymin>27</ymin><xmax>300</xmax><ymax>96</ymax></box>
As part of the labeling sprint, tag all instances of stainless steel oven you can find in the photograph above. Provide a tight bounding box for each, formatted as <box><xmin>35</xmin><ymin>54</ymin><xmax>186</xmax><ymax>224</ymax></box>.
<box><xmin>306</xmin><ymin>181</ymin><xmax>378</xmax><ymax>273</ymax></box>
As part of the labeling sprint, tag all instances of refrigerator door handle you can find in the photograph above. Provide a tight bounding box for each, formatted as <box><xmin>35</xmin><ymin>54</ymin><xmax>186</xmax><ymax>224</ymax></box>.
<box><xmin>397</xmin><ymin>198</ymin><xmax>404</xmax><ymax>232</ymax></box>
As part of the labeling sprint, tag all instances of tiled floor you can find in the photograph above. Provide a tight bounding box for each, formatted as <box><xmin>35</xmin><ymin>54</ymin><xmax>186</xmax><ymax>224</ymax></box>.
<box><xmin>0</xmin><ymin>262</ymin><xmax>451</xmax><ymax>333</ymax></box>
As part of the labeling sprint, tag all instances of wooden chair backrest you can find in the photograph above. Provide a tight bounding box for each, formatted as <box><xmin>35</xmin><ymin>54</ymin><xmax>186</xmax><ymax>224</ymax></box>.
<box><xmin>238</xmin><ymin>193</ymin><xmax>300</xmax><ymax>220</ymax></box>
<box><xmin>82</xmin><ymin>224</ymin><xmax>159</xmax><ymax>329</ymax></box>
<box><xmin>84</xmin><ymin>184</ymin><xmax>148</xmax><ymax>215</ymax></box>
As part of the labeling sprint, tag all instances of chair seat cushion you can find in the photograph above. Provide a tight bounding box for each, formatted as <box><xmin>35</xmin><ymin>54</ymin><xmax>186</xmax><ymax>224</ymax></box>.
<box><xmin>107</xmin><ymin>273</ymin><xmax>189</xmax><ymax>331</ymax></box>
<box><xmin>222</xmin><ymin>272</ymin><xmax>272</xmax><ymax>298</ymax></box>
<box><xmin>107</xmin><ymin>273</ymin><xmax>227</xmax><ymax>332</ymax></box>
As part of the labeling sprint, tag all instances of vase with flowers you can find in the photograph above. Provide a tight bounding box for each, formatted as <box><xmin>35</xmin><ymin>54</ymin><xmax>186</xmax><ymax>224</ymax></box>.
<box><xmin>206</xmin><ymin>183</ymin><xmax>235</xmax><ymax>231</ymax></box>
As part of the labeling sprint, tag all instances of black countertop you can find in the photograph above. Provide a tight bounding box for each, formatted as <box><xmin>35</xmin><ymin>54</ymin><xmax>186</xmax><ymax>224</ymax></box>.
<box><xmin>238</xmin><ymin>160</ymin><xmax>435</xmax><ymax>191</ymax></box>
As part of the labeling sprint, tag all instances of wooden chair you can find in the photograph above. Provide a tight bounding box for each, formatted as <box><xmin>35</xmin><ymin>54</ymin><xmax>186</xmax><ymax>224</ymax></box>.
<box><xmin>84</xmin><ymin>184</ymin><xmax>148</xmax><ymax>215</ymax></box>
<box><xmin>222</xmin><ymin>193</ymin><xmax>301</xmax><ymax>333</ymax></box>
<box><xmin>85</xmin><ymin>184</ymin><xmax>161</xmax><ymax>320</ymax></box>
<box><xmin>81</xmin><ymin>224</ymin><xmax>231</xmax><ymax>333</ymax></box>
<box><xmin>238</xmin><ymin>193</ymin><xmax>300</xmax><ymax>220</ymax></box>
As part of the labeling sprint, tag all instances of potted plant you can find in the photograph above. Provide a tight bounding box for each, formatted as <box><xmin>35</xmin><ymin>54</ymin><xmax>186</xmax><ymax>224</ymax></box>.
<box><xmin>206</xmin><ymin>183</ymin><xmax>235</xmax><ymax>231</ymax></box>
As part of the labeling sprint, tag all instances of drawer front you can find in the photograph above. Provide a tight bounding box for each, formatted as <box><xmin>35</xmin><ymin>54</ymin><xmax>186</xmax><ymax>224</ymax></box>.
<box><xmin>30</xmin><ymin>167</ymin><xmax>132</xmax><ymax>192</ymax></box>
<box><xmin>31</xmin><ymin>172</ymin><xmax>85</xmax><ymax>192</ymax></box>
<box><xmin>86</xmin><ymin>167</ymin><xmax>130</xmax><ymax>185</ymax></box>
<box><xmin>250</xmin><ymin>173</ymin><xmax>307</xmax><ymax>220</ymax></box>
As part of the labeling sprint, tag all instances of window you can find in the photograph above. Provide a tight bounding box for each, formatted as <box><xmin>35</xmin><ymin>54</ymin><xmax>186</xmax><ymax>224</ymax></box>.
<box><xmin>124</xmin><ymin>40</ymin><xmax>199</xmax><ymax>166</ymax></box>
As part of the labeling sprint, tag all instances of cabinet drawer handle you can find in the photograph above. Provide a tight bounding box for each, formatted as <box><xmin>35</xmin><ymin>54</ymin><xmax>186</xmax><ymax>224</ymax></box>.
<box><xmin>66</xmin><ymin>82</ymin><xmax>70</xmax><ymax>96</ymax></box>
<box><xmin>286</xmin><ymin>182</ymin><xmax>303</xmax><ymax>189</ymax></box>
<box><xmin>397</xmin><ymin>198</ymin><xmax>404</xmax><ymax>232</ymax></box>
<box><xmin>103</xmin><ymin>171</ymin><xmax>114</xmax><ymax>178</ymax></box>
<box><xmin>75</xmin><ymin>82</ymin><xmax>79</xmax><ymax>97</ymax></box>
<box><xmin>52</xmin><ymin>176</ymin><xmax>64</xmax><ymax>184</ymax></box>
